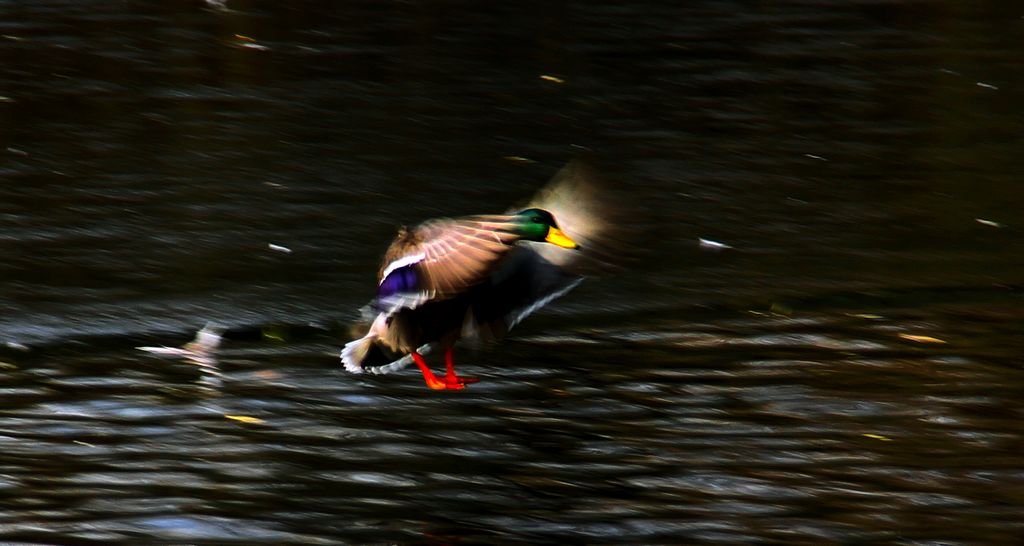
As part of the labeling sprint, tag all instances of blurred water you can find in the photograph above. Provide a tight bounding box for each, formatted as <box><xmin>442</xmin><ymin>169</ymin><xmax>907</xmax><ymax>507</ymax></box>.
<box><xmin>2</xmin><ymin>1</ymin><xmax>1024</xmax><ymax>544</ymax></box>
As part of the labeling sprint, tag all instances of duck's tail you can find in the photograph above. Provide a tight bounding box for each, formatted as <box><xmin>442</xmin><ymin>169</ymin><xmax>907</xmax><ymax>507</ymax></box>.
<box><xmin>341</xmin><ymin>331</ymin><xmax>419</xmax><ymax>375</ymax></box>
<box><xmin>340</xmin><ymin>333</ymin><xmax>377</xmax><ymax>374</ymax></box>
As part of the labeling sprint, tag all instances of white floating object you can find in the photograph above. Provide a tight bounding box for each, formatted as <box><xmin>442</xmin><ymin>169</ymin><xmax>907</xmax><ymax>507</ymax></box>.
<box><xmin>136</xmin><ymin>346</ymin><xmax>191</xmax><ymax>356</ymax></box>
<box><xmin>976</xmin><ymin>82</ymin><xmax>999</xmax><ymax>90</ymax></box>
<box><xmin>975</xmin><ymin>218</ymin><xmax>1003</xmax><ymax>228</ymax></box>
<box><xmin>268</xmin><ymin>243</ymin><xmax>292</xmax><ymax>254</ymax></box>
<box><xmin>137</xmin><ymin>322</ymin><xmax>224</xmax><ymax>359</ymax></box>
<box><xmin>698</xmin><ymin>238</ymin><xmax>733</xmax><ymax>251</ymax></box>
<box><xmin>189</xmin><ymin>322</ymin><xmax>224</xmax><ymax>352</ymax></box>
<box><xmin>3</xmin><ymin>341</ymin><xmax>30</xmax><ymax>352</ymax></box>
<box><xmin>804</xmin><ymin>154</ymin><xmax>828</xmax><ymax>161</ymax></box>
<box><xmin>138</xmin><ymin>323</ymin><xmax>224</xmax><ymax>388</ymax></box>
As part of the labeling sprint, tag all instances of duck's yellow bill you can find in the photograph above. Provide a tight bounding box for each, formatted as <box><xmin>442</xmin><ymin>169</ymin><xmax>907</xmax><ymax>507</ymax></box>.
<box><xmin>545</xmin><ymin>227</ymin><xmax>580</xmax><ymax>249</ymax></box>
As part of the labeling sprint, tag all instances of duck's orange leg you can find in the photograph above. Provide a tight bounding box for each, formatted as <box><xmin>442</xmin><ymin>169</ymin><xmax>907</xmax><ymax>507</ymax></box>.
<box><xmin>409</xmin><ymin>349</ymin><xmax>478</xmax><ymax>390</ymax></box>
<box><xmin>443</xmin><ymin>348</ymin><xmax>479</xmax><ymax>386</ymax></box>
<box><xmin>410</xmin><ymin>351</ymin><xmax>456</xmax><ymax>390</ymax></box>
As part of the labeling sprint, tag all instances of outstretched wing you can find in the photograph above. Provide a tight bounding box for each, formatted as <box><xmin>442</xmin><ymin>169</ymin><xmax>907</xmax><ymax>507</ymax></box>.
<box><xmin>462</xmin><ymin>246</ymin><xmax>583</xmax><ymax>343</ymax></box>
<box><xmin>374</xmin><ymin>216</ymin><xmax>521</xmax><ymax>313</ymax></box>
<box><xmin>414</xmin><ymin>216</ymin><xmax>524</xmax><ymax>295</ymax></box>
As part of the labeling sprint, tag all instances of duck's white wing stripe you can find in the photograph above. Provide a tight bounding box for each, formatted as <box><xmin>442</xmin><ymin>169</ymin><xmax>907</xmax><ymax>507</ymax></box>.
<box><xmin>508</xmin><ymin>278</ymin><xmax>584</xmax><ymax>329</ymax></box>
<box><xmin>379</xmin><ymin>252</ymin><xmax>425</xmax><ymax>282</ymax></box>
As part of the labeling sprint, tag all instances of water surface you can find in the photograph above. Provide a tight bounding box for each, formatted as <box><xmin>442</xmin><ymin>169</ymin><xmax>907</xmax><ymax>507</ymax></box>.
<box><xmin>2</xmin><ymin>1</ymin><xmax>1023</xmax><ymax>544</ymax></box>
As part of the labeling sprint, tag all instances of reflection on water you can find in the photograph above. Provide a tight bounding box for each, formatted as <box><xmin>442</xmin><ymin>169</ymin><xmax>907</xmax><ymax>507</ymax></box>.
<box><xmin>2</xmin><ymin>0</ymin><xmax>1024</xmax><ymax>544</ymax></box>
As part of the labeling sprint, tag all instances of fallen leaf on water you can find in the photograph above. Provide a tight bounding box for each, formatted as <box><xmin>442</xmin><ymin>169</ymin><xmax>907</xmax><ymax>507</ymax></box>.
<box><xmin>848</xmin><ymin>313</ymin><xmax>883</xmax><ymax>320</ymax></box>
<box><xmin>225</xmin><ymin>415</ymin><xmax>264</xmax><ymax>424</ymax></box>
<box><xmin>540</xmin><ymin>74</ymin><xmax>565</xmax><ymax>84</ymax></box>
<box><xmin>232</xmin><ymin>34</ymin><xmax>269</xmax><ymax>50</ymax></box>
<box><xmin>898</xmin><ymin>333</ymin><xmax>946</xmax><ymax>344</ymax></box>
<box><xmin>863</xmin><ymin>433</ymin><xmax>892</xmax><ymax>441</ymax></box>
<box><xmin>261</xmin><ymin>325</ymin><xmax>289</xmax><ymax>342</ymax></box>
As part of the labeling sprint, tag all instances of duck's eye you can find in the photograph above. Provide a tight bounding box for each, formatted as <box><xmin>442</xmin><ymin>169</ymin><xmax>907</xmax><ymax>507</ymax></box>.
<box><xmin>532</xmin><ymin>217</ymin><xmax>543</xmax><ymax>224</ymax></box>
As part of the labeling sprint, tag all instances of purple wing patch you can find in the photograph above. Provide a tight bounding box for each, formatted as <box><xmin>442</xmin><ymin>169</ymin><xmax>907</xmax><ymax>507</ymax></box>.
<box><xmin>378</xmin><ymin>265</ymin><xmax>420</xmax><ymax>298</ymax></box>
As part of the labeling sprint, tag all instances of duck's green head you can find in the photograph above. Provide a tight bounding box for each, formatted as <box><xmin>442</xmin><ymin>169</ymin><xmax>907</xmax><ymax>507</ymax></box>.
<box><xmin>514</xmin><ymin>208</ymin><xmax>581</xmax><ymax>250</ymax></box>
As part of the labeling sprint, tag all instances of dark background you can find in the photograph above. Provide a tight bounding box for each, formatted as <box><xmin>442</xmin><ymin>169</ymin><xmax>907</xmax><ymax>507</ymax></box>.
<box><xmin>1</xmin><ymin>1</ymin><xmax>1023</xmax><ymax>544</ymax></box>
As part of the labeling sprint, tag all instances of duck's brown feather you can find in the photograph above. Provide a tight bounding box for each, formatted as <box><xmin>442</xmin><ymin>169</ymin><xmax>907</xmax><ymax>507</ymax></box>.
<box><xmin>378</xmin><ymin>215</ymin><xmax>523</xmax><ymax>299</ymax></box>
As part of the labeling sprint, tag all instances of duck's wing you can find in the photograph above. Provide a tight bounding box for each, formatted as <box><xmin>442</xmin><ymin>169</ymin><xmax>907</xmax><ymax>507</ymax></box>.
<box><xmin>462</xmin><ymin>245</ymin><xmax>583</xmax><ymax>343</ymax></box>
<box><xmin>372</xmin><ymin>216</ymin><xmax>520</xmax><ymax>315</ymax></box>
<box><xmin>414</xmin><ymin>216</ymin><xmax>524</xmax><ymax>296</ymax></box>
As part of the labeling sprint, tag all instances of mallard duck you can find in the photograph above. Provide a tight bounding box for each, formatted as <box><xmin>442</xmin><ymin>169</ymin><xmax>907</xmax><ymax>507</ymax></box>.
<box><xmin>341</xmin><ymin>160</ymin><xmax>609</xmax><ymax>390</ymax></box>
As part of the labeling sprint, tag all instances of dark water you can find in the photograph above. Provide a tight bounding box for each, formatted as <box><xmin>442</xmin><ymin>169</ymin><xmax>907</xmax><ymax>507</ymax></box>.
<box><xmin>3</xmin><ymin>1</ymin><xmax>1024</xmax><ymax>544</ymax></box>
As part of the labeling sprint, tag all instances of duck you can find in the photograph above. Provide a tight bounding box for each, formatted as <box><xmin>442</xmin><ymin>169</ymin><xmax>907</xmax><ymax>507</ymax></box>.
<box><xmin>341</xmin><ymin>160</ymin><xmax>611</xmax><ymax>390</ymax></box>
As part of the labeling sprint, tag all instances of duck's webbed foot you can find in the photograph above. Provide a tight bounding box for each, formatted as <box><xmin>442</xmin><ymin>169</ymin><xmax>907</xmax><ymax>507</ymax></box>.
<box><xmin>410</xmin><ymin>350</ymin><xmax>477</xmax><ymax>390</ymax></box>
<box><xmin>442</xmin><ymin>347</ymin><xmax>479</xmax><ymax>387</ymax></box>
